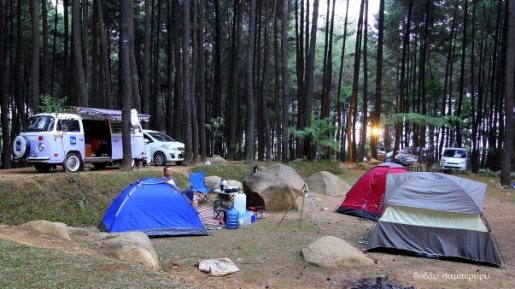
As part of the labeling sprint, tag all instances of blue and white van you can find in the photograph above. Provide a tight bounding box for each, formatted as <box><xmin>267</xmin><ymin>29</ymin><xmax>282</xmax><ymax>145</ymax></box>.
<box><xmin>12</xmin><ymin>107</ymin><xmax>149</xmax><ymax>172</ymax></box>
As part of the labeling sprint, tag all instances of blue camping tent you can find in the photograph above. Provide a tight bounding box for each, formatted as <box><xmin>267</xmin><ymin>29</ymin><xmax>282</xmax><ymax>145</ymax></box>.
<box><xmin>99</xmin><ymin>178</ymin><xmax>208</xmax><ymax>236</ymax></box>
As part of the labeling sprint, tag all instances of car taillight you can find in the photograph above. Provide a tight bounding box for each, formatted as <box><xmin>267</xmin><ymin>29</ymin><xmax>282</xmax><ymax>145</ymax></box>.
<box><xmin>38</xmin><ymin>135</ymin><xmax>44</xmax><ymax>141</ymax></box>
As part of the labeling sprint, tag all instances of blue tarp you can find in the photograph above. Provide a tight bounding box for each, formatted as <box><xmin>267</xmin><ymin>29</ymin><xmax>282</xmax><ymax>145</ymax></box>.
<box><xmin>99</xmin><ymin>178</ymin><xmax>207</xmax><ymax>236</ymax></box>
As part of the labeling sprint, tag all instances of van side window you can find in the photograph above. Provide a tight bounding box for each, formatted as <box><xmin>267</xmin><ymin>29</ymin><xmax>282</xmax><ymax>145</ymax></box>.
<box><xmin>57</xmin><ymin>120</ymin><xmax>81</xmax><ymax>132</ymax></box>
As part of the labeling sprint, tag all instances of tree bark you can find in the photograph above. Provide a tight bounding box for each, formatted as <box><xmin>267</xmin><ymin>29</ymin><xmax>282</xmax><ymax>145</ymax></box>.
<box><xmin>73</xmin><ymin>0</ymin><xmax>88</xmax><ymax>107</ymax></box>
<box><xmin>95</xmin><ymin>0</ymin><xmax>113</xmax><ymax>108</ymax></box>
<box><xmin>142</xmin><ymin>0</ymin><xmax>151</xmax><ymax>120</ymax></box>
<box><xmin>346</xmin><ymin>0</ymin><xmax>365</xmax><ymax>162</ymax></box>
<box><xmin>31</xmin><ymin>0</ymin><xmax>40</xmax><ymax>112</ymax></box>
<box><xmin>244</xmin><ymin>0</ymin><xmax>257</xmax><ymax>163</ymax></box>
<box><xmin>501</xmin><ymin>0</ymin><xmax>515</xmax><ymax>185</ymax></box>
<box><xmin>0</xmin><ymin>0</ymin><xmax>10</xmax><ymax>168</ymax></box>
<box><xmin>183</xmin><ymin>0</ymin><xmax>194</xmax><ymax>165</ymax></box>
<box><xmin>281</xmin><ymin>0</ymin><xmax>289</xmax><ymax>163</ymax></box>
<box><xmin>371</xmin><ymin>0</ymin><xmax>384</xmax><ymax>159</ymax></box>
<box><xmin>120</xmin><ymin>0</ymin><xmax>133</xmax><ymax>169</ymax></box>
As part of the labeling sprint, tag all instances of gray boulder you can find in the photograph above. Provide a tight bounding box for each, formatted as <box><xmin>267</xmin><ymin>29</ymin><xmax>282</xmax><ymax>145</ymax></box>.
<box><xmin>305</xmin><ymin>171</ymin><xmax>351</xmax><ymax>196</ymax></box>
<box><xmin>102</xmin><ymin>231</ymin><xmax>160</xmax><ymax>271</ymax></box>
<box><xmin>338</xmin><ymin>163</ymin><xmax>348</xmax><ymax>173</ymax></box>
<box><xmin>243</xmin><ymin>171</ymin><xmax>298</xmax><ymax>211</ymax></box>
<box><xmin>24</xmin><ymin>220</ymin><xmax>71</xmax><ymax>241</ymax></box>
<box><xmin>262</xmin><ymin>164</ymin><xmax>304</xmax><ymax>194</ymax></box>
<box><xmin>207</xmin><ymin>155</ymin><xmax>228</xmax><ymax>165</ymax></box>
<box><xmin>204</xmin><ymin>176</ymin><xmax>242</xmax><ymax>191</ymax></box>
<box><xmin>302</xmin><ymin>236</ymin><xmax>374</xmax><ymax>268</ymax></box>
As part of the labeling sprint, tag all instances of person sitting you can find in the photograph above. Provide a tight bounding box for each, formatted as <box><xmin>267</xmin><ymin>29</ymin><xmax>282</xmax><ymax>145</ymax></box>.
<box><xmin>161</xmin><ymin>166</ymin><xmax>196</xmax><ymax>202</ymax></box>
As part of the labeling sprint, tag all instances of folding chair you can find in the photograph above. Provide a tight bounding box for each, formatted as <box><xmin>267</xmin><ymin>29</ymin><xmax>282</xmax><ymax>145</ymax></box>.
<box><xmin>189</xmin><ymin>172</ymin><xmax>213</xmax><ymax>203</ymax></box>
<box><xmin>213</xmin><ymin>200</ymin><xmax>227</xmax><ymax>219</ymax></box>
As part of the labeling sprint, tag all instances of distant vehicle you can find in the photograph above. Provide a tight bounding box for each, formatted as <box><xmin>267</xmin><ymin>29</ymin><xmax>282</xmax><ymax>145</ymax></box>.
<box><xmin>143</xmin><ymin>129</ymin><xmax>184</xmax><ymax>166</ymax></box>
<box><xmin>440</xmin><ymin>147</ymin><xmax>469</xmax><ymax>172</ymax></box>
<box><xmin>393</xmin><ymin>147</ymin><xmax>425</xmax><ymax>166</ymax></box>
<box><xmin>377</xmin><ymin>147</ymin><xmax>386</xmax><ymax>161</ymax></box>
<box><xmin>12</xmin><ymin>107</ymin><xmax>149</xmax><ymax>172</ymax></box>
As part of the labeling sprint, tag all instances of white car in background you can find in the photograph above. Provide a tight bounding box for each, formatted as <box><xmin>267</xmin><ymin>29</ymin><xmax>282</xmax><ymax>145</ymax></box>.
<box><xmin>143</xmin><ymin>129</ymin><xmax>184</xmax><ymax>166</ymax></box>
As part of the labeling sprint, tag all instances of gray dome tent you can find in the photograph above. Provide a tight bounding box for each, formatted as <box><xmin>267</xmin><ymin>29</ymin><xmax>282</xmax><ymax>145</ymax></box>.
<box><xmin>364</xmin><ymin>172</ymin><xmax>504</xmax><ymax>266</ymax></box>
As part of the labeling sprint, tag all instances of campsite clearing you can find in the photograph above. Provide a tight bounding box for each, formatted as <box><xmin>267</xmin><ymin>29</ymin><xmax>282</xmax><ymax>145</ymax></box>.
<box><xmin>0</xmin><ymin>164</ymin><xmax>514</xmax><ymax>288</ymax></box>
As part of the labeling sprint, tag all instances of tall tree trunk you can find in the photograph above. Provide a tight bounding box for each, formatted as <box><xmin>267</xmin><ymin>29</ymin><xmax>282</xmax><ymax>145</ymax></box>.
<box><xmin>302</xmin><ymin>0</ymin><xmax>319</xmax><ymax>161</ymax></box>
<box><xmin>227</xmin><ymin>0</ymin><xmax>243</xmax><ymax>160</ymax></box>
<box><xmin>183</xmin><ymin>0</ymin><xmax>194</xmax><ymax>165</ymax></box>
<box><xmin>281</xmin><ymin>0</ymin><xmax>289</xmax><ymax>163</ymax></box>
<box><xmin>51</xmin><ymin>2</ymin><xmax>59</xmax><ymax>98</ymax></box>
<box><xmin>73</xmin><ymin>0</ymin><xmax>88</xmax><ymax>107</ymax></box>
<box><xmin>359</xmin><ymin>0</ymin><xmax>368</xmax><ymax>163</ymax></box>
<box><xmin>501</xmin><ymin>0</ymin><xmax>514</xmax><ymax>185</ymax></box>
<box><xmin>371</xmin><ymin>0</ymin><xmax>384</xmax><ymax>159</ymax></box>
<box><xmin>31</xmin><ymin>0</ymin><xmax>40</xmax><ymax>112</ymax></box>
<box><xmin>15</xmin><ymin>1</ymin><xmax>26</xmax><ymax>131</ymax></box>
<box><xmin>198</xmin><ymin>0</ymin><xmax>207</xmax><ymax>161</ymax></box>
<box><xmin>456</xmin><ymin>0</ymin><xmax>468</xmax><ymax>147</ymax></box>
<box><xmin>83</xmin><ymin>0</ymin><xmax>90</xmax><ymax>102</ymax></box>
<box><xmin>191</xmin><ymin>0</ymin><xmax>199</xmax><ymax>160</ymax></box>
<box><xmin>346</xmin><ymin>0</ymin><xmax>365</xmax><ymax>162</ymax></box>
<box><xmin>95</xmin><ymin>0</ymin><xmax>113</xmax><ymax>108</ymax></box>
<box><xmin>320</xmin><ymin>0</ymin><xmax>334</xmax><ymax>120</ymax></box>
<box><xmin>172</xmin><ymin>0</ymin><xmax>183</xmax><ymax>139</ymax></box>
<box><xmin>335</xmin><ymin>0</ymin><xmax>350</xmax><ymax>161</ymax></box>
<box><xmin>142</xmin><ymin>0</ymin><xmax>151</xmax><ymax>119</ymax></box>
<box><xmin>120</xmin><ymin>0</ymin><xmax>133</xmax><ymax>169</ymax></box>
<box><xmin>395</xmin><ymin>0</ymin><xmax>412</xmax><ymax>159</ymax></box>
<box><xmin>244</xmin><ymin>0</ymin><xmax>257</xmax><ymax>163</ymax></box>
<box><xmin>295</xmin><ymin>0</ymin><xmax>305</xmax><ymax>158</ymax></box>
<box><xmin>42</xmin><ymin>0</ymin><xmax>49</xmax><ymax>96</ymax></box>
<box><xmin>0</xmin><ymin>0</ymin><xmax>9</xmax><ymax>168</ymax></box>
<box><xmin>260</xmin><ymin>0</ymin><xmax>274</xmax><ymax>161</ymax></box>
<box><xmin>128</xmin><ymin>2</ymin><xmax>140</xmax><ymax>111</ymax></box>
<box><xmin>63</xmin><ymin>0</ymin><xmax>70</xmax><ymax>104</ymax></box>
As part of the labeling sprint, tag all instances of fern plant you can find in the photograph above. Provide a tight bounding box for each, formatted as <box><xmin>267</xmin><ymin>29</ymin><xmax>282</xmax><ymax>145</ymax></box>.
<box><xmin>290</xmin><ymin>115</ymin><xmax>340</xmax><ymax>161</ymax></box>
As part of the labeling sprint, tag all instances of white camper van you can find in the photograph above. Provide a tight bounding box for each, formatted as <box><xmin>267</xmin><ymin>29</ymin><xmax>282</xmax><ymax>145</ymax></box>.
<box><xmin>440</xmin><ymin>147</ymin><xmax>469</xmax><ymax>172</ymax></box>
<box><xmin>12</xmin><ymin>107</ymin><xmax>149</xmax><ymax>172</ymax></box>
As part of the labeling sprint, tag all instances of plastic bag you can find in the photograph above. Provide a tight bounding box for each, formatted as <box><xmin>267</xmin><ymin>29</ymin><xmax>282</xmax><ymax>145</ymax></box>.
<box><xmin>198</xmin><ymin>258</ymin><xmax>239</xmax><ymax>277</ymax></box>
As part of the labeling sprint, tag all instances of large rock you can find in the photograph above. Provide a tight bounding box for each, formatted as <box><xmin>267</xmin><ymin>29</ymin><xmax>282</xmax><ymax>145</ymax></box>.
<box><xmin>24</xmin><ymin>220</ymin><xmax>71</xmax><ymax>241</ymax></box>
<box><xmin>205</xmin><ymin>176</ymin><xmax>242</xmax><ymax>191</ymax></box>
<box><xmin>207</xmin><ymin>155</ymin><xmax>228</xmax><ymax>165</ymax></box>
<box><xmin>243</xmin><ymin>172</ymin><xmax>298</xmax><ymax>211</ymax></box>
<box><xmin>305</xmin><ymin>171</ymin><xmax>351</xmax><ymax>196</ymax></box>
<box><xmin>102</xmin><ymin>231</ymin><xmax>160</xmax><ymax>271</ymax></box>
<box><xmin>302</xmin><ymin>236</ymin><xmax>374</xmax><ymax>268</ymax></box>
<box><xmin>262</xmin><ymin>164</ymin><xmax>304</xmax><ymax>194</ymax></box>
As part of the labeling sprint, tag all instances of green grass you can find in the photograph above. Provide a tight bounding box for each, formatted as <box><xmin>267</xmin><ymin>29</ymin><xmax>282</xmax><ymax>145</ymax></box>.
<box><xmin>0</xmin><ymin>161</ymin><xmax>354</xmax><ymax>227</ymax></box>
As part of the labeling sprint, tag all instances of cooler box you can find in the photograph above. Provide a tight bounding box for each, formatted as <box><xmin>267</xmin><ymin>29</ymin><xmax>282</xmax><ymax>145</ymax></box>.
<box><xmin>238</xmin><ymin>211</ymin><xmax>253</xmax><ymax>227</ymax></box>
<box><xmin>85</xmin><ymin>144</ymin><xmax>92</xmax><ymax>157</ymax></box>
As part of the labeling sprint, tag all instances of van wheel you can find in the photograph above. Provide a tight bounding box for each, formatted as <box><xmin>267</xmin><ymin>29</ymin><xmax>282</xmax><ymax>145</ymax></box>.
<box><xmin>64</xmin><ymin>153</ymin><xmax>83</xmax><ymax>172</ymax></box>
<box><xmin>34</xmin><ymin>163</ymin><xmax>52</xmax><ymax>172</ymax></box>
<box><xmin>154</xmin><ymin>152</ymin><xmax>167</xmax><ymax>166</ymax></box>
<box><xmin>93</xmin><ymin>163</ymin><xmax>107</xmax><ymax>170</ymax></box>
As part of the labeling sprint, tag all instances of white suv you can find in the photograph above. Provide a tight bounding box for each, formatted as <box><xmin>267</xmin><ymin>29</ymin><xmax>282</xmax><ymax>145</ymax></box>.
<box><xmin>143</xmin><ymin>129</ymin><xmax>184</xmax><ymax>166</ymax></box>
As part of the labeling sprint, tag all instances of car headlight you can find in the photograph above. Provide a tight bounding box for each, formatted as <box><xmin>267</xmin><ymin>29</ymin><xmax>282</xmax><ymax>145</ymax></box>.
<box><xmin>161</xmin><ymin>144</ymin><xmax>177</xmax><ymax>151</ymax></box>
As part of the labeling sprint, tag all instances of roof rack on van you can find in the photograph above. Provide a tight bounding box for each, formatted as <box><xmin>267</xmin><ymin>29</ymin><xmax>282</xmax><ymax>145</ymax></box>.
<box><xmin>68</xmin><ymin>107</ymin><xmax>151</xmax><ymax>122</ymax></box>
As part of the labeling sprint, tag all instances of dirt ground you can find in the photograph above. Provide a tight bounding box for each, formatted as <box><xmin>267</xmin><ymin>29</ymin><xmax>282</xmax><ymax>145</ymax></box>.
<box><xmin>0</xmin><ymin>164</ymin><xmax>514</xmax><ymax>288</ymax></box>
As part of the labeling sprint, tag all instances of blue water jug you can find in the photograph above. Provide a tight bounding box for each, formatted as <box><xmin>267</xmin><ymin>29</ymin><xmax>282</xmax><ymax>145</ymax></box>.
<box><xmin>225</xmin><ymin>206</ymin><xmax>239</xmax><ymax>230</ymax></box>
